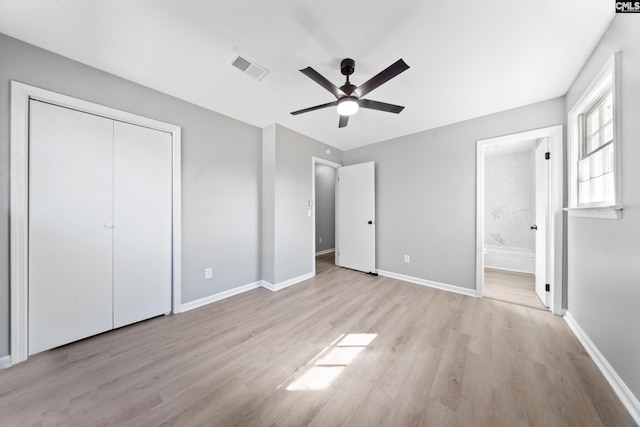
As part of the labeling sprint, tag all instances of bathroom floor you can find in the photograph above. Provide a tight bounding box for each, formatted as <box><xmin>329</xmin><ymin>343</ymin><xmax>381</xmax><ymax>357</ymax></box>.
<box><xmin>484</xmin><ymin>268</ymin><xmax>547</xmax><ymax>311</ymax></box>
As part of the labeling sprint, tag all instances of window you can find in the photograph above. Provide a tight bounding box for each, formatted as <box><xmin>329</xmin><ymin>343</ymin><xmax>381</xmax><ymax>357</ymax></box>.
<box><xmin>567</xmin><ymin>52</ymin><xmax>621</xmax><ymax>217</ymax></box>
<box><xmin>578</xmin><ymin>90</ymin><xmax>614</xmax><ymax>205</ymax></box>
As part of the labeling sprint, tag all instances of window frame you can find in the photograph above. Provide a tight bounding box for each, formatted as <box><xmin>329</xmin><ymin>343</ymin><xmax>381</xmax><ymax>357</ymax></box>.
<box><xmin>581</xmin><ymin>89</ymin><xmax>613</xmax><ymax>158</ymax></box>
<box><xmin>566</xmin><ymin>52</ymin><xmax>622</xmax><ymax>218</ymax></box>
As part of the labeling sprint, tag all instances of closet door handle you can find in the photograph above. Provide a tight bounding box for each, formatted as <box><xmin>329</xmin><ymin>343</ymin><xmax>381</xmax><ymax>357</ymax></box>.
<box><xmin>104</xmin><ymin>223</ymin><xmax>114</xmax><ymax>229</ymax></box>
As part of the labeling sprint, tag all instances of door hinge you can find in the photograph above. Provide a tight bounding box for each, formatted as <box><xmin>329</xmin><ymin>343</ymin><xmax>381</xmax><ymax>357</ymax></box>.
<box><xmin>545</xmin><ymin>283</ymin><xmax>550</xmax><ymax>292</ymax></box>
<box><xmin>545</xmin><ymin>152</ymin><xmax>550</xmax><ymax>160</ymax></box>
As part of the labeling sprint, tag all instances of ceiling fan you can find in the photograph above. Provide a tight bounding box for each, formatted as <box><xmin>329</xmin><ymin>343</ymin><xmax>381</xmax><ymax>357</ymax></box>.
<box><xmin>291</xmin><ymin>58</ymin><xmax>410</xmax><ymax>128</ymax></box>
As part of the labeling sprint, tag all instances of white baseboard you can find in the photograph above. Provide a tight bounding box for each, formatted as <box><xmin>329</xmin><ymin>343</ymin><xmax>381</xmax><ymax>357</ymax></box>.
<box><xmin>181</xmin><ymin>280</ymin><xmax>263</xmax><ymax>312</ymax></box>
<box><xmin>564</xmin><ymin>311</ymin><xmax>640</xmax><ymax>425</ymax></box>
<box><xmin>180</xmin><ymin>271</ymin><xmax>317</xmax><ymax>311</ymax></box>
<box><xmin>315</xmin><ymin>248</ymin><xmax>335</xmax><ymax>256</ymax></box>
<box><xmin>0</xmin><ymin>355</ymin><xmax>11</xmax><ymax>370</ymax></box>
<box><xmin>262</xmin><ymin>272</ymin><xmax>315</xmax><ymax>292</ymax></box>
<box><xmin>376</xmin><ymin>270</ymin><xmax>477</xmax><ymax>298</ymax></box>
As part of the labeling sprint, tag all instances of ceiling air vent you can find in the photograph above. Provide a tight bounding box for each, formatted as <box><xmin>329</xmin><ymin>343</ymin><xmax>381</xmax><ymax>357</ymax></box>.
<box><xmin>230</xmin><ymin>53</ymin><xmax>269</xmax><ymax>81</ymax></box>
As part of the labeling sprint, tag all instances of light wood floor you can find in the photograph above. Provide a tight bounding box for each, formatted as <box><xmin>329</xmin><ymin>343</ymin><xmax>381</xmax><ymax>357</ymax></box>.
<box><xmin>484</xmin><ymin>268</ymin><xmax>547</xmax><ymax>311</ymax></box>
<box><xmin>0</xmin><ymin>253</ymin><xmax>632</xmax><ymax>426</ymax></box>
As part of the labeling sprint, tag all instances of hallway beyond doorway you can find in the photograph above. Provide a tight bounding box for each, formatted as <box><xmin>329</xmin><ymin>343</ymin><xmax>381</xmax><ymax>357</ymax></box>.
<box><xmin>484</xmin><ymin>268</ymin><xmax>547</xmax><ymax>311</ymax></box>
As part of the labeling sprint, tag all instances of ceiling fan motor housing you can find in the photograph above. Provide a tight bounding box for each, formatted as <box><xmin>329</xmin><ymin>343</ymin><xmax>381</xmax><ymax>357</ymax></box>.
<box><xmin>341</xmin><ymin>58</ymin><xmax>355</xmax><ymax>76</ymax></box>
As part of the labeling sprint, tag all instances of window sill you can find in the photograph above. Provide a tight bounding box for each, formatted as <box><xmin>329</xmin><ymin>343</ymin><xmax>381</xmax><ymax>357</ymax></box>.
<box><xmin>563</xmin><ymin>206</ymin><xmax>623</xmax><ymax>219</ymax></box>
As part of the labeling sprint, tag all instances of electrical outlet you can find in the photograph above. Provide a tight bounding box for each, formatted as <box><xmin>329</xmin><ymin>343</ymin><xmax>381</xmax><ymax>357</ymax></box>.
<box><xmin>204</xmin><ymin>268</ymin><xmax>213</xmax><ymax>279</ymax></box>
<box><xmin>403</xmin><ymin>254</ymin><xmax>410</xmax><ymax>263</ymax></box>
<box><xmin>319</xmin><ymin>237</ymin><xmax>323</xmax><ymax>243</ymax></box>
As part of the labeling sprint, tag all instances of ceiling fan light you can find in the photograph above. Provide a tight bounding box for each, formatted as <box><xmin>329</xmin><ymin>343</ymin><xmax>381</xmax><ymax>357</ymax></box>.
<box><xmin>337</xmin><ymin>97</ymin><xmax>359</xmax><ymax>116</ymax></box>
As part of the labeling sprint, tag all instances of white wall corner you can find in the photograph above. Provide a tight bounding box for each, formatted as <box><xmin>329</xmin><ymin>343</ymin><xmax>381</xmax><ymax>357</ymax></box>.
<box><xmin>261</xmin><ymin>280</ymin><xmax>276</xmax><ymax>292</ymax></box>
<box><xmin>262</xmin><ymin>272</ymin><xmax>315</xmax><ymax>292</ymax></box>
<box><xmin>0</xmin><ymin>355</ymin><xmax>11</xmax><ymax>370</ymax></box>
<box><xmin>564</xmin><ymin>311</ymin><xmax>640</xmax><ymax>425</ymax></box>
<box><xmin>376</xmin><ymin>270</ymin><xmax>477</xmax><ymax>298</ymax></box>
<box><xmin>180</xmin><ymin>281</ymin><xmax>264</xmax><ymax>312</ymax></box>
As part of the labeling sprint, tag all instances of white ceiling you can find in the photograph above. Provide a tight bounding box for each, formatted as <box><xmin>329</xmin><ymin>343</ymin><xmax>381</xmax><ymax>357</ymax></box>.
<box><xmin>0</xmin><ymin>0</ymin><xmax>614</xmax><ymax>151</ymax></box>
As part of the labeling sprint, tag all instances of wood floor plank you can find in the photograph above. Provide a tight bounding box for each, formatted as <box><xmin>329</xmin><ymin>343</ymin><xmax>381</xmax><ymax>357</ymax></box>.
<box><xmin>0</xmin><ymin>253</ymin><xmax>633</xmax><ymax>426</ymax></box>
<box><xmin>484</xmin><ymin>267</ymin><xmax>547</xmax><ymax>311</ymax></box>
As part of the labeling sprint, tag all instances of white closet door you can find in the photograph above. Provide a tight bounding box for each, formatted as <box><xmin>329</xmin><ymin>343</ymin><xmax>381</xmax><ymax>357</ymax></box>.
<box><xmin>113</xmin><ymin>121</ymin><xmax>172</xmax><ymax>328</ymax></box>
<box><xmin>29</xmin><ymin>101</ymin><xmax>114</xmax><ymax>355</ymax></box>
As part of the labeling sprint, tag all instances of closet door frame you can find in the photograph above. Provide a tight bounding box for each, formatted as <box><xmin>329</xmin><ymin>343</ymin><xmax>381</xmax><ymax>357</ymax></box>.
<box><xmin>10</xmin><ymin>81</ymin><xmax>183</xmax><ymax>365</ymax></box>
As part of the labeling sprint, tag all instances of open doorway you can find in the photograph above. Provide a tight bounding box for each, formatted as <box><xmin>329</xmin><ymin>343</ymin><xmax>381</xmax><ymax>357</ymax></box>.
<box><xmin>311</xmin><ymin>158</ymin><xmax>377</xmax><ymax>277</ymax></box>
<box><xmin>315</xmin><ymin>163</ymin><xmax>337</xmax><ymax>273</ymax></box>
<box><xmin>482</xmin><ymin>138</ymin><xmax>545</xmax><ymax>310</ymax></box>
<box><xmin>476</xmin><ymin>125</ymin><xmax>564</xmax><ymax>315</ymax></box>
<box><xmin>311</xmin><ymin>157</ymin><xmax>341</xmax><ymax>275</ymax></box>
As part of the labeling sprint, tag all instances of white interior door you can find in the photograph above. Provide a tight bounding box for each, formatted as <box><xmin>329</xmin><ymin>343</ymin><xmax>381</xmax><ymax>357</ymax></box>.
<box><xmin>28</xmin><ymin>101</ymin><xmax>114</xmax><ymax>355</ymax></box>
<box><xmin>534</xmin><ymin>138</ymin><xmax>550</xmax><ymax>307</ymax></box>
<box><xmin>113</xmin><ymin>122</ymin><xmax>172</xmax><ymax>328</ymax></box>
<box><xmin>336</xmin><ymin>162</ymin><xmax>376</xmax><ymax>273</ymax></box>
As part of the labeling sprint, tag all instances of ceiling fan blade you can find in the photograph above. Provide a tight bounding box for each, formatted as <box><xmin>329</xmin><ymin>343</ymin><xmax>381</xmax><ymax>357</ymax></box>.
<box><xmin>338</xmin><ymin>115</ymin><xmax>349</xmax><ymax>128</ymax></box>
<box><xmin>359</xmin><ymin>99</ymin><xmax>405</xmax><ymax>114</ymax></box>
<box><xmin>291</xmin><ymin>101</ymin><xmax>338</xmax><ymax>115</ymax></box>
<box><xmin>356</xmin><ymin>59</ymin><xmax>410</xmax><ymax>98</ymax></box>
<box><xmin>300</xmin><ymin>67</ymin><xmax>346</xmax><ymax>99</ymax></box>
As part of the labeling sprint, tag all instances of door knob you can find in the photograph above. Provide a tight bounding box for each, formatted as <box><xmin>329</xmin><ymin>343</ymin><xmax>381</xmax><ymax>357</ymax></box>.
<box><xmin>530</xmin><ymin>225</ymin><xmax>537</xmax><ymax>230</ymax></box>
<box><xmin>104</xmin><ymin>223</ymin><xmax>114</xmax><ymax>229</ymax></box>
<box><xmin>368</xmin><ymin>220</ymin><xmax>373</xmax><ymax>225</ymax></box>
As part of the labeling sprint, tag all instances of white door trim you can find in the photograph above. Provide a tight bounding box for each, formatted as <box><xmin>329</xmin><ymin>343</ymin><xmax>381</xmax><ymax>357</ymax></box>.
<box><xmin>476</xmin><ymin>125</ymin><xmax>564</xmax><ymax>315</ymax></box>
<box><xmin>10</xmin><ymin>81</ymin><xmax>183</xmax><ymax>365</ymax></box>
<box><xmin>311</xmin><ymin>156</ymin><xmax>341</xmax><ymax>276</ymax></box>
<box><xmin>533</xmin><ymin>137</ymin><xmax>551</xmax><ymax>307</ymax></box>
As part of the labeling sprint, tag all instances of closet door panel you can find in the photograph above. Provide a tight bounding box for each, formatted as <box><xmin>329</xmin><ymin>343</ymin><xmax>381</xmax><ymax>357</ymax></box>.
<box><xmin>28</xmin><ymin>101</ymin><xmax>114</xmax><ymax>355</ymax></box>
<box><xmin>113</xmin><ymin>122</ymin><xmax>172</xmax><ymax>328</ymax></box>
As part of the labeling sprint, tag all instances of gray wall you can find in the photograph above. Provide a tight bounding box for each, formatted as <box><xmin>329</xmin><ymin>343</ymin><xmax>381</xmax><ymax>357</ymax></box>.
<box><xmin>315</xmin><ymin>164</ymin><xmax>336</xmax><ymax>253</ymax></box>
<box><xmin>565</xmin><ymin>15</ymin><xmax>640</xmax><ymax>402</ymax></box>
<box><xmin>343</xmin><ymin>97</ymin><xmax>564</xmax><ymax>290</ymax></box>
<box><xmin>0</xmin><ymin>33</ymin><xmax>262</xmax><ymax>357</ymax></box>
<box><xmin>266</xmin><ymin>125</ymin><xmax>342</xmax><ymax>285</ymax></box>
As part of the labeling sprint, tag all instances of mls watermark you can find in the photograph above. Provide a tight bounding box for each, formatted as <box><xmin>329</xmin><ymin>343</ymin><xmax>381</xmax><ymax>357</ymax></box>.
<box><xmin>616</xmin><ymin>1</ymin><xmax>640</xmax><ymax>12</ymax></box>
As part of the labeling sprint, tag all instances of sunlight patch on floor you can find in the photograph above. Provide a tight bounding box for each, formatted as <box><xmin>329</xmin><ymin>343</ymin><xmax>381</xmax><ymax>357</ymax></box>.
<box><xmin>283</xmin><ymin>333</ymin><xmax>377</xmax><ymax>391</ymax></box>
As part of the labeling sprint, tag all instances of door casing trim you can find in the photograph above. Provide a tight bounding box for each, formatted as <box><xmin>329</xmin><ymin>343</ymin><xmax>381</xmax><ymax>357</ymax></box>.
<box><xmin>476</xmin><ymin>125</ymin><xmax>564</xmax><ymax>315</ymax></box>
